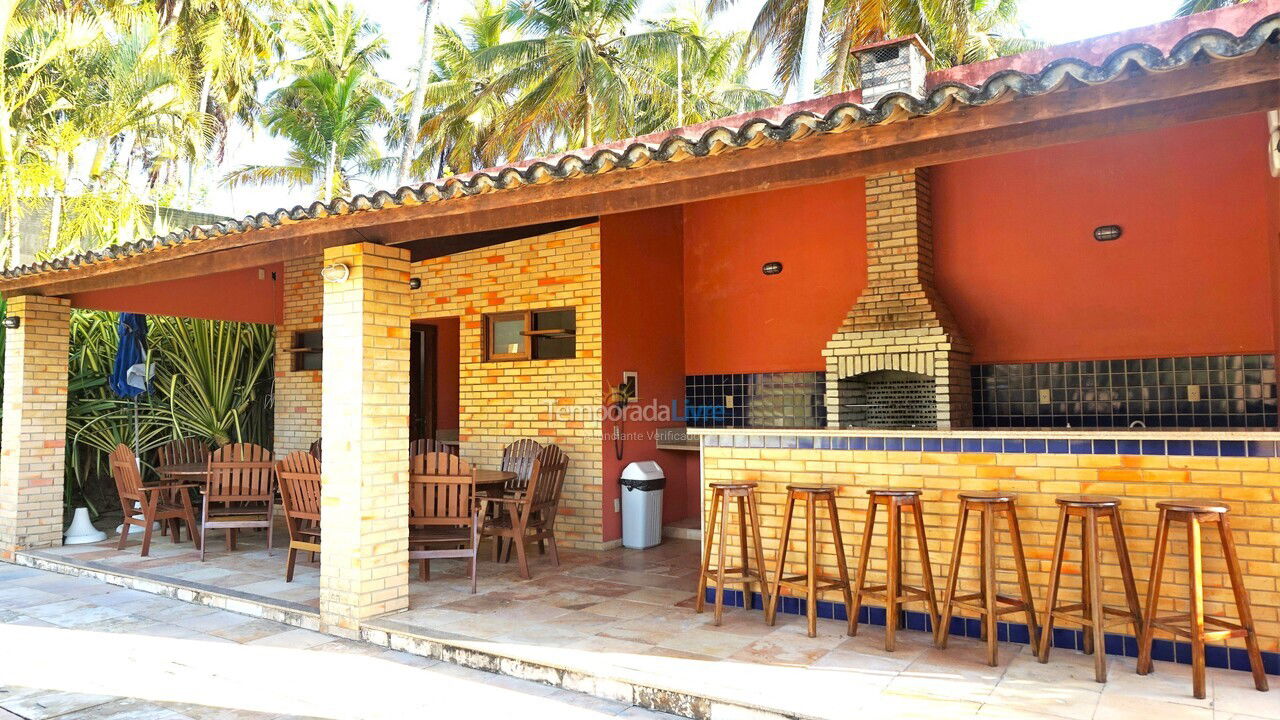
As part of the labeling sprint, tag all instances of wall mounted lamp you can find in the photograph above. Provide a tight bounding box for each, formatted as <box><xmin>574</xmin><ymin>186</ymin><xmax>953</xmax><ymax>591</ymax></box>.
<box><xmin>408</xmin><ymin>277</ymin><xmax>422</xmax><ymax>290</ymax></box>
<box><xmin>1093</xmin><ymin>225</ymin><xmax>1123</xmax><ymax>242</ymax></box>
<box><xmin>2</xmin><ymin>316</ymin><xmax>19</xmax><ymax>330</ymax></box>
<box><xmin>762</xmin><ymin>261</ymin><xmax>783</xmax><ymax>276</ymax></box>
<box><xmin>320</xmin><ymin>262</ymin><xmax>350</xmax><ymax>283</ymax></box>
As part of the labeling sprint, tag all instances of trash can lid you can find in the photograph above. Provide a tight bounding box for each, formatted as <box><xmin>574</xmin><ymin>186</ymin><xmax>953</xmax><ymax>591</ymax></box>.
<box><xmin>621</xmin><ymin>460</ymin><xmax>664</xmax><ymax>481</ymax></box>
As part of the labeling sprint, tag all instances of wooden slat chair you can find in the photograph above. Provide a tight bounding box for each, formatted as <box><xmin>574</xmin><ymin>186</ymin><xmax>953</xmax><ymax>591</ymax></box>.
<box><xmin>200</xmin><ymin>443</ymin><xmax>276</xmax><ymax>561</ymax></box>
<box><xmin>109</xmin><ymin>444</ymin><xmax>201</xmax><ymax>557</ymax></box>
<box><xmin>409</xmin><ymin>452</ymin><xmax>485</xmax><ymax>593</ymax></box>
<box><xmin>410</xmin><ymin>438</ymin><xmax>457</xmax><ymax>457</ymax></box>
<box><xmin>151</xmin><ymin>437</ymin><xmax>210</xmax><ymax>537</ymax></box>
<box><xmin>483</xmin><ymin>444</ymin><xmax>570</xmax><ymax>579</ymax></box>
<box><xmin>500</xmin><ymin>439</ymin><xmax>542</xmax><ymax>494</ymax></box>
<box><xmin>276</xmin><ymin>451</ymin><xmax>322</xmax><ymax>582</ymax></box>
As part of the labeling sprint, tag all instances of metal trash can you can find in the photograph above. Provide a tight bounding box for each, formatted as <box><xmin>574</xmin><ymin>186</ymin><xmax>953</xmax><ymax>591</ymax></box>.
<box><xmin>620</xmin><ymin>461</ymin><xmax>665</xmax><ymax>549</ymax></box>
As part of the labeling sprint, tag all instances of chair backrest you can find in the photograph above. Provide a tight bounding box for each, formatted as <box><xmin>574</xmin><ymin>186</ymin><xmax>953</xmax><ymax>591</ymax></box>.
<box><xmin>409</xmin><ymin>452</ymin><xmax>475</xmax><ymax>527</ymax></box>
<box><xmin>501</xmin><ymin>439</ymin><xmax>543</xmax><ymax>491</ymax></box>
<box><xmin>276</xmin><ymin>451</ymin><xmax>322</xmax><ymax>534</ymax></box>
<box><xmin>109</xmin><ymin>443</ymin><xmax>144</xmax><ymax>505</ymax></box>
<box><xmin>410</xmin><ymin>437</ymin><xmax>457</xmax><ymax>457</ymax></box>
<box><xmin>526</xmin><ymin>443</ymin><xmax>570</xmax><ymax>510</ymax></box>
<box><xmin>207</xmin><ymin>443</ymin><xmax>275</xmax><ymax>503</ymax></box>
<box><xmin>309</xmin><ymin>438</ymin><xmax>322</xmax><ymax>462</ymax></box>
<box><xmin>157</xmin><ymin>437</ymin><xmax>209</xmax><ymax>468</ymax></box>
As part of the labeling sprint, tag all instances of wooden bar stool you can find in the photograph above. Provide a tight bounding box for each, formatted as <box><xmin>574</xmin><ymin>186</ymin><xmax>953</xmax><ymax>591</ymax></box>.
<box><xmin>1137</xmin><ymin>499</ymin><xmax>1269</xmax><ymax>699</ymax></box>
<box><xmin>936</xmin><ymin>491</ymin><xmax>1040</xmax><ymax>666</ymax></box>
<box><xmin>764</xmin><ymin>485</ymin><xmax>854</xmax><ymax>638</ymax></box>
<box><xmin>850</xmin><ymin>489</ymin><xmax>941</xmax><ymax>651</ymax></box>
<box><xmin>696</xmin><ymin>482</ymin><xmax>771</xmax><ymax>626</ymax></box>
<box><xmin>1039</xmin><ymin>495</ymin><xmax>1144</xmax><ymax>683</ymax></box>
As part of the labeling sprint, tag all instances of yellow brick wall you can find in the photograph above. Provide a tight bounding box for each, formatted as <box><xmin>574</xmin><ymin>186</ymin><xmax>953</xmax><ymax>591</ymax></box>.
<box><xmin>318</xmin><ymin>243</ymin><xmax>411</xmax><ymax>633</ymax></box>
<box><xmin>0</xmin><ymin>295</ymin><xmax>71</xmax><ymax>556</ymax></box>
<box><xmin>274</xmin><ymin>225</ymin><xmax>606</xmax><ymax>548</ymax></box>
<box><xmin>411</xmin><ymin>224</ymin><xmax>604</xmax><ymax>548</ymax></box>
<box><xmin>701</xmin><ymin>444</ymin><xmax>1280</xmax><ymax>653</ymax></box>
<box><xmin>274</xmin><ymin>255</ymin><xmax>323</xmax><ymax>455</ymax></box>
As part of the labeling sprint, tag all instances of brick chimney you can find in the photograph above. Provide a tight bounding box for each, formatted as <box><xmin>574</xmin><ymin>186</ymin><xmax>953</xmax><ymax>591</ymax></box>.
<box><xmin>852</xmin><ymin>35</ymin><xmax>934</xmax><ymax>104</ymax></box>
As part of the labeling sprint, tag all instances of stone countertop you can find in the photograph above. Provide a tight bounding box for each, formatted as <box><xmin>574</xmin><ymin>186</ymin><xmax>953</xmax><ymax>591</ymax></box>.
<box><xmin>686</xmin><ymin>427</ymin><xmax>1280</xmax><ymax>441</ymax></box>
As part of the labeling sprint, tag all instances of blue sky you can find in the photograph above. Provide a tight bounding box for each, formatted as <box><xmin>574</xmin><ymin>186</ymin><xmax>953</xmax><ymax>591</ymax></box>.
<box><xmin>209</xmin><ymin>0</ymin><xmax>1189</xmax><ymax>216</ymax></box>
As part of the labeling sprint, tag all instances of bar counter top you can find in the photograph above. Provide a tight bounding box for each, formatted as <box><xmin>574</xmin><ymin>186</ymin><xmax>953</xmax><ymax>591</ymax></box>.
<box><xmin>688</xmin><ymin>427</ymin><xmax>1280</xmax><ymax>441</ymax></box>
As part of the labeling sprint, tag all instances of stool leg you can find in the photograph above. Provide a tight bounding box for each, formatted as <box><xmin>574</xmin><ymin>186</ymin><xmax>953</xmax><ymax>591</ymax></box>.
<box><xmin>1080</xmin><ymin>516</ymin><xmax>1095</xmax><ymax>657</ymax></box>
<box><xmin>886</xmin><ymin>501</ymin><xmax>901</xmax><ymax>652</ymax></box>
<box><xmin>1109</xmin><ymin>509</ymin><xmax>1145</xmax><ymax>643</ymax></box>
<box><xmin>1187</xmin><ymin>516</ymin><xmax>1206</xmax><ymax>699</ymax></box>
<box><xmin>981</xmin><ymin>505</ymin><xmax>999</xmax><ymax>666</ymax></box>
<box><xmin>695</xmin><ymin>488</ymin><xmax>722</xmax><ymax>615</ymax></box>
<box><xmin>936</xmin><ymin>503</ymin><xmax>970</xmax><ymax>649</ymax></box>
<box><xmin>747</xmin><ymin>492</ymin><xmax>772</xmax><ymax>615</ymax></box>
<box><xmin>767</xmin><ymin>492</ymin><xmax>797</xmax><ymax>626</ymax></box>
<box><xmin>715</xmin><ymin>491</ymin><xmax>730</xmax><ymax>626</ymax></box>
<box><xmin>1137</xmin><ymin>508</ymin><xmax>1171</xmax><ymax>676</ymax></box>
<box><xmin>804</xmin><ymin>494</ymin><xmax>818</xmax><ymax>638</ymax></box>
<box><xmin>825</xmin><ymin>493</ymin><xmax>855</xmax><ymax>634</ymax></box>
<box><xmin>737</xmin><ymin>495</ymin><xmax>751</xmax><ymax>610</ymax></box>
<box><xmin>1085</xmin><ymin>509</ymin><xmax>1107</xmax><ymax>683</ymax></box>
<box><xmin>1007</xmin><ymin>504</ymin><xmax>1040</xmax><ymax>656</ymax></box>
<box><xmin>849</xmin><ymin>499</ymin><xmax>878</xmax><ymax>636</ymax></box>
<box><xmin>1218</xmin><ymin>515</ymin><xmax>1269</xmax><ymax>692</ymax></box>
<box><xmin>911</xmin><ymin>500</ymin><xmax>942</xmax><ymax>632</ymax></box>
<box><xmin>1039</xmin><ymin>505</ymin><xmax>1071</xmax><ymax>663</ymax></box>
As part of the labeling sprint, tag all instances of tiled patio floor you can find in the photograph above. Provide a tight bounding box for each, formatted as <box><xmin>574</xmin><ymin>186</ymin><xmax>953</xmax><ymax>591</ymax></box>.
<box><xmin>23</xmin><ymin>520</ymin><xmax>1277</xmax><ymax>720</ymax></box>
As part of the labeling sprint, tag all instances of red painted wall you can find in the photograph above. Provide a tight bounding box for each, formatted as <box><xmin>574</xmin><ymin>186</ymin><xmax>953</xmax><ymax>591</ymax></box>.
<box><xmin>683</xmin><ymin>178</ymin><xmax>867</xmax><ymax>373</ymax></box>
<box><xmin>418</xmin><ymin>317</ymin><xmax>460</xmax><ymax>433</ymax></box>
<box><xmin>601</xmin><ymin>206</ymin><xmax>691</xmax><ymax>541</ymax></box>
<box><xmin>69</xmin><ymin>265</ymin><xmax>284</xmax><ymax>325</ymax></box>
<box><xmin>934</xmin><ymin>114</ymin><xmax>1276</xmax><ymax>364</ymax></box>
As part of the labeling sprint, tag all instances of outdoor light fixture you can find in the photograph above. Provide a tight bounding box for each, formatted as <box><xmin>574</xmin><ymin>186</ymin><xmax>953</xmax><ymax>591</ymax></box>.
<box><xmin>408</xmin><ymin>277</ymin><xmax>422</xmax><ymax>290</ymax></box>
<box><xmin>1093</xmin><ymin>225</ymin><xmax>1123</xmax><ymax>242</ymax></box>
<box><xmin>2</xmin><ymin>316</ymin><xmax>19</xmax><ymax>329</ymax></box>
<box><xmin>762</xmin><ymin>261</ymin><xmax>783</xmax><ymax>275</ymax></box>
<box><xmin>320</xmin><ymin>262</ymin><xmax>350</xmax><ymax>283</ymax></box>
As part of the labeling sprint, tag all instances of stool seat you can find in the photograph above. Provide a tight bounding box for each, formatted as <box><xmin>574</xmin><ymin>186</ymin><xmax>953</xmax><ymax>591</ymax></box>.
<box><xmin>958</xmin><ymin>491</ymin><xmax>1016</xmax><ymax>503</ymax></box>
<box><xmin>787</xmin><ymin>484</ymin><xmax>837</xmax><ymax>495</ymax></box>
<box><xmin>1156</xmin><ymin>499</ymin><xmax>1231</xmax><ymax>514</ymax></box>
<box><xmin>1055</xmin><ymin>495</ymin><xmax>1122</xmax><ymax>508</ymax></box>
<box><xmin>696</xmin><ymin>482</ymin><xmax>770</xmax><ymax>626</ymax></box>
<box><xmin>867</xmin><ymin>488</ymin><xmax>921</xmax><ymax>497</ymax></box>
<box><xmin>709</xmin><ymin>481</ymin><xmax>756</xmax><ymax>489</ymax></box>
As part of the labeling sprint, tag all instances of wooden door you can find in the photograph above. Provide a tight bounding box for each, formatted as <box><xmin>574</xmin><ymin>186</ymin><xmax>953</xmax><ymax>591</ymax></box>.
<box><xmin>410</xmin><ymin>325</ymin><xmax>438</xmax><ymax>443</ymax></box>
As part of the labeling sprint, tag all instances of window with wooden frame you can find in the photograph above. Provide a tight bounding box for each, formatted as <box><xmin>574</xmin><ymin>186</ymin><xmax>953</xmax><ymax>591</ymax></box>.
<box><xmin>287</xmin><ymin>330</ymin><xmax>323</xmax><ymax>371</ymax></box>
<box><xmin>484</xmin><ymin>308</ymin><xmax>576</xmax><ymax>362</ymax></box>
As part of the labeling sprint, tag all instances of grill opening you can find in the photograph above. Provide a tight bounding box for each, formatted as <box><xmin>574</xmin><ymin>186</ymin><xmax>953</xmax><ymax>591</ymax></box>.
<box><xmin>838</xmin><ymin>370</ymin><xmax>937</xmax><ymax>428</ymax></box>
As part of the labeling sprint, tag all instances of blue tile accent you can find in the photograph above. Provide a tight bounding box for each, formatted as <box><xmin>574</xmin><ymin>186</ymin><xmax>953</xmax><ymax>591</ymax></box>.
<box><xmin>867</xmin><ymin>437</ymin><xmax>885</xmax><ymax>451</ymax></box>
<box><xmin>1093</xmin><ymin>439</ymin><xmax>1116</xmax><ymax>455</ymax></box>
<box><xmin>962</xmin><ymin>438</ymin><xmax>982</xmax><ymax>452</ymax></box>
<box><xmin>1166</xmin><ymin>440</ymin><xmax>1191</xmax><ymax>456</ymax></box>
<box><xmin>1205</xmin><ymin>645</ymin><xmax>1228</xmax><ymax>670</ymax></box>
<box><xmin>797</xmin><ymin>436</ymin><xmax>814</xmax><ymax>449</ymax></box>
<box><xmin>1151</xmin><ymin>639</ymin><xmax>1175</xmax><ymax>663</ymax></box>
<box><xmin>1007</xmin><ymin>623</ymin><xmax>1030</xmax><ymax>645</ymax></box>
<box><xmin>1004</xmin><ymin>439</ymin><xmax>1024</xmax><ymax>454</ymax></box>
<box><xmin>836</xmin><ymin>437</ymin><xmax>852</xmax><ymax>450</ymax></box>
<box><xmin>1070</xmin><ymin>439</ymin><xmax>1092</xmax><ymax>455</ymax></box>
<box><xmin>1053</xmin><ymin>628</ymin><xmax>1078</xmax><ymax>650</ymax></box>
<box><xmin>982</xmin><ymin>438</ymin><xmax>1003</xmax><ymax>453</ymax></box>
<box><xmin>903</xmin><ymin>437</ymin><xmax>922</xmax><ymax>452</ymax></box>
<box><xmin>1142</xmin><ymin>439</ymin><xmax>1166</xmax><ymax>455</ymax></box>
<box><xmin>1219</xmin><ymin>440</ymin><xmax>1245</xmax><ymax>457</ymax></box>
<box><xmin>885</xmin><ymin>437</ymin><xmax>903</xmax><ymax>451</ymax></box>
<box><xmin>1024</xmin><ymin>438</ymin><xmax>1046</xmax><ymax>454</ymax></box>
<box><xmin>923</xmin><ymin>437</ymin><xmax>942</xmax><ymax>452</ymax></box>
<box><xmin>1175</xmin><ymin>641</ymin><xmax>1192</xmax><ymax>664</ymax></box>
<box><xmin>817</xmin><ymin>437</ymin><xmax>830</xmax><ymax>450</ymax></box>
<box><xmin>1047</xmin><ymin>438</ymin><xmax>1070</xmax><ymax>454</ymax></box>
<box><xmin>943</xmin><ymin>438</ymin><xmax>962</xmax><ymax>452</ymax></box>
<box><xmin>1193</xmin><ymin>440</ymin><xmax>1219</xmax><ymax>457</ymax></box>
<box><xmin>1117</xmin><ymin>439</ymin><xmax>1141</xmax><ymax>455</ymax></box>
<box><xmin>868</xmin><ymin>606</ymin><xmax>886</xmax><ymax>626</ymax></box>
<box><xmin>905</xmin><ymin>611</ymin><xmax>929</xmax><ymax>632</ymax></box>
<box><xmin>1104</xmin><ymin>634</ymin><xmax>1125</xmax><ymax>656</ymax></box>
<box><xmin>1248</xmin><ymin>440</ymin><xmax>1277</xmax><ymax>458</ymax></box>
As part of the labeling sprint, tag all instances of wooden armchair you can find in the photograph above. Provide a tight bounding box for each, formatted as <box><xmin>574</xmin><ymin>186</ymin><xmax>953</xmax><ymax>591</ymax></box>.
<box><xmin>500</xmin><ymin>438</ymin><xmax>543</xmax><ymax>494</ymax></box>
<box><xmin>156</xmin><ymin>437</ymin><xmax>210</xmax><ymax>479</ymax></box>
<box><xmin>109</xmin><ymin>444</ymin><xmax>200</xmax><ymax>557</ymax></box>
<box><xmin>276</xmin><ymin>451</ymin><xmax>322</xmax><ymax>582</ymax></box>
<box><xmin>409</xmin><ymin>452</ymin><xmax>485</xmax><ymax>593</ymax></box>
<box><xmin>410</xmin><ymin>437</ymin><xmax>457</xmax><ymax>457</ymax></box>
<box><xmin>200</xmin><ymin>443</ymin><xmax>275</xmax><ymax>561</ymax></box>
<box><xmin>483</xmin><ymin>444</ymin><xmax>570</xmax><ymax>579</ymax></box>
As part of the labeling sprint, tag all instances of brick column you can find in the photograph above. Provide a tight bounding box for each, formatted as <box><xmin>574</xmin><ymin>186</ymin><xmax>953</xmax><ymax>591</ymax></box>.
<box><xmin>319</xmin><ymin>243</ymin><xmax>411</xmax><ymax>634</ymax></box>
<box><xmin>0</xmin><ymin>295</ymin><xmax>70</xmax><ymax>557</ymax></box>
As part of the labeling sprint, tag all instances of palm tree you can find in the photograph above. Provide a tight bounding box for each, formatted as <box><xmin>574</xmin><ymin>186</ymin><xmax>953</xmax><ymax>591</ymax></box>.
<box><xmin>1174</xmin><ymin>0</ymin><xmax>1250</xmax><ymax>16</ymax></box>
<box><xmin>285</xmin><ymin>0</ymin><xmax>387</xmax><ymax>77</ymax></box>
<box><xmin>710</xmin><ymin>0</ymin><xmax>1036</xmax><ymax>95</ymax></box>
<box><xmin>476</xmin><ymin>0</ymin><xmax>687</xmax><ymax>154</ymax></box>
<box><xmin>397</xmin><ymin>0</ymin><xmax>438</xmax><ymax>186</ymax></box>
<box><xmin>222</xmin><ymin>66</ymin><xmax>391</xmax><ymax>201</ymax></box>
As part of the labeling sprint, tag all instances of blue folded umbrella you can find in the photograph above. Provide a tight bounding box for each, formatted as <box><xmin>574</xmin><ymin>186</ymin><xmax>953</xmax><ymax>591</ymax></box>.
<box><xmin>110</xmin><ymin>313</ymin><xmax>151</xmax><ymax>398</ymax></box>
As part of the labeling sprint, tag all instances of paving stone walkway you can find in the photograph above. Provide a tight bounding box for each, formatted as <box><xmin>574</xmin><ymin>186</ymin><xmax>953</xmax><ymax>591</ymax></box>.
<box><xmin>0</xmin><ymin>564</ymin><xmax>679</xmax><ymax>720</ymax></box>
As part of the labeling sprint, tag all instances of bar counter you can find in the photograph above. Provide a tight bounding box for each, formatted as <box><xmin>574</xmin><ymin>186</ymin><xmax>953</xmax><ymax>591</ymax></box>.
<box><xmin>689</xmin><ymin>427</ymin><xmax>1280</xmax><ymax>671</ymax></box>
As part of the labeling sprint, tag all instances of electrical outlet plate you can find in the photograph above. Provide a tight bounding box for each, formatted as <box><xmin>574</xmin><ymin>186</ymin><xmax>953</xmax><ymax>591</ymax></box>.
<box><xmin>724</xmin><ymin>394</ymin><xmax>734</xmax><ymax>409</ymax></box>
<box><xmin>621</xmin><ymin>371</ymin><xmax>638</xmax><ymax>400</ymax></box>
<box><xmin>1187</xmin><ymin>385</ymin><xmax>1202</xmax><ymax>402</ymax></box>
<box><xmin>1038</xmin><ymin>388</ymin><xmax>1051</xmax><ymax>405</ymax></box>
<box><xmin>613</xmin><ymin>498</ymin><xmax>621</xmax><ymax>513</ymax></box>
